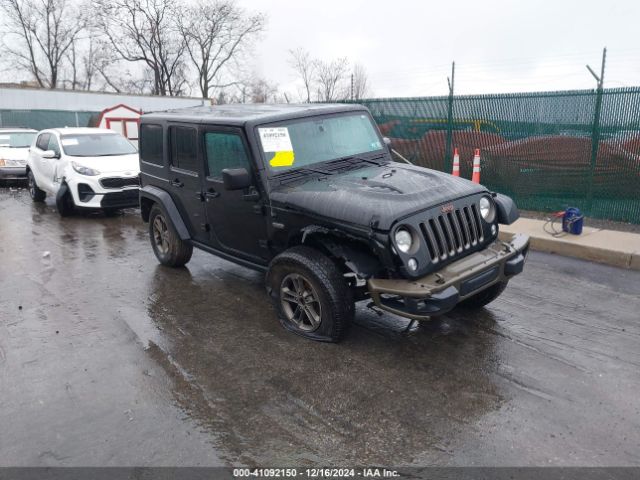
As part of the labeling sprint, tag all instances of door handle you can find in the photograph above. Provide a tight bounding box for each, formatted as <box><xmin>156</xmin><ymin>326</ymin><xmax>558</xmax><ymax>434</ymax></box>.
<box><xmin>171</xmin><ymin>178</ymin><xmax>184</xmax><ymax>188</ymax></box>
<box><xmin>204</xmin><ymin>188</ymin><xmax>219</xmax><ymax>199</ymax></box>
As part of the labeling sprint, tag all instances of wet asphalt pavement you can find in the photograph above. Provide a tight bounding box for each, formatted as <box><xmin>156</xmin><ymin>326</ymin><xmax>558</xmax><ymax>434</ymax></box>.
<box><xmin>0</xmin><ymin>185</ymin><xmax>639</xmax><ymax>467</ymax></box>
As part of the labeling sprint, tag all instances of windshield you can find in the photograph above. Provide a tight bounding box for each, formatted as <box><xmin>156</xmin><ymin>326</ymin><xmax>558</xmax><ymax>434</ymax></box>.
<box><xmin>0</xmin><ymin>132</ymin><xmax>36</xmax><ymax>148</ymax></box>
<box><xmin>61</xmin><ymin>133</ymin><xmax>137</xmax><ymax>157</ymax></box>
<box><xmin>258</xmin><ymin>113</ymin><xmax>383</xmax><ymax>172</ymax></box>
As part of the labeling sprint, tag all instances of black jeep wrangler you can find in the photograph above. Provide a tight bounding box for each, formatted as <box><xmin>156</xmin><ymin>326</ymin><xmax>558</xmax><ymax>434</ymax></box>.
<box><xmin>138</xmin><ymin>104</ymin><xmax>529</xmax><ymax>342</ymax></box>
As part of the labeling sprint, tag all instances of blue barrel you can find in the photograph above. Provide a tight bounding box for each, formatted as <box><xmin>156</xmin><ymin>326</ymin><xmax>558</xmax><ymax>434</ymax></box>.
<box><xmin>562</xmin><ymin>207</ymin><xmax>584</xmax><ymax>235</ymax></box>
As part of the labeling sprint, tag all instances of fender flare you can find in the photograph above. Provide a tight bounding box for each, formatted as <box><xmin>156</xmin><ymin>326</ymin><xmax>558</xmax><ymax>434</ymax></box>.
<box><xmin>140</xmin><ymin>185</ymin><xmax>191</xmax><ymax>241</ymax></box>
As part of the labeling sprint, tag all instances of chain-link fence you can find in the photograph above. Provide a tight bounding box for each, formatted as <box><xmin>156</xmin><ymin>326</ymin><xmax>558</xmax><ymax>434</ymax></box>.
<box><xmin>357</xmin><ymin>87</ymin><xmax>640</xmax><ymax>224</ymax></box>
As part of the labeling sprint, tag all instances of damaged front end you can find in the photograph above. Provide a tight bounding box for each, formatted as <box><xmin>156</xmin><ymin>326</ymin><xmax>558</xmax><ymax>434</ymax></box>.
<box><xmin>368</xmin><ymin>233</ymin><xmax>529</xmax><ymax>320</ymax></box>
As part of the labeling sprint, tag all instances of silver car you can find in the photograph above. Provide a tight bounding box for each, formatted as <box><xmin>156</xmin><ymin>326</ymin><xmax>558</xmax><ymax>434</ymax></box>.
<box><xmin>0</xmin><ymin>128</ymin><xmax>37</xmax><ymax>180</ymax></box>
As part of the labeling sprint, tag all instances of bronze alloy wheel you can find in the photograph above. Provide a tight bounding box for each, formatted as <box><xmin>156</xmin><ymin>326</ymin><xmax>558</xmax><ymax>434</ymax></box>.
<box><xmin>280</xmin><ymin>273</ymin><xmax>322</xmax><ymax>332</ymax></box>
<box><xmin>152</xmin><ymin>214</ymin><xmax>170</xmax><ymax>256</ymax></box>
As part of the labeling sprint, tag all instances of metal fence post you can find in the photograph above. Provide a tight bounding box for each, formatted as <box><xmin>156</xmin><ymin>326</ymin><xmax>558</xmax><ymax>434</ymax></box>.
<box><xmin>444</xmin><ymin>61</ymin><xmax>455</xmax><ymax>174</ymax></box>
<box><xmin>586</xmin><ymin>48</ymin><xmax>607</xmax><ymax>212</ymax></box>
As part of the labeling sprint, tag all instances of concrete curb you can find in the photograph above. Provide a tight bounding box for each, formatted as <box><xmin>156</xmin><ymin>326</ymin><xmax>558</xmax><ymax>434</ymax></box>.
<box><xmin>499</xmin><ymin>218</ymin><xmax>640</xmax><ymax>271</ymax></box>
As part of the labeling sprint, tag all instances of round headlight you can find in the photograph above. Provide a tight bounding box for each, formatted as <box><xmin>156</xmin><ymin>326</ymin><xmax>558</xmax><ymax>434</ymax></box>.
<box><xmin>479</xmin><ymin>196</ymin><xmax>495</xmax><ymax>222</ymax></box>
<box><xmin>394</xmin><ymin>228</ymin><xmax>413</xmax><ymax>253</ymax></box>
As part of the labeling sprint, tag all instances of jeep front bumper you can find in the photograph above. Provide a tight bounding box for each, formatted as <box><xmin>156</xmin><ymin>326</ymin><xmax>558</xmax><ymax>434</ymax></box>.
<box><xmin>367</xmin><ymin>233</ymin><xmax>530</xmax><ymax>320</ymax></box>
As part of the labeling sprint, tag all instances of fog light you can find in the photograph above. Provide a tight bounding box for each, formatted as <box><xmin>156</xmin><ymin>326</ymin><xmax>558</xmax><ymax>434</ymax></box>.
<box><xmin>408</xmin><ymin>258</ymin><xmax>418</xmax><ymax>271</ymax></box>
<box><xmin>491</xmin><ymin>224</ymin><xmax>497</xmax><ymax>236</ymax></box>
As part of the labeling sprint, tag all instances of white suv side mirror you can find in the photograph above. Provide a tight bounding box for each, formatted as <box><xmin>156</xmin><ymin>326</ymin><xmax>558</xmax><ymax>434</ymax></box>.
<box><xmin>41</xmin><ymin>150</ymin><xmax>59</xmax><ymax>159</ymax></box>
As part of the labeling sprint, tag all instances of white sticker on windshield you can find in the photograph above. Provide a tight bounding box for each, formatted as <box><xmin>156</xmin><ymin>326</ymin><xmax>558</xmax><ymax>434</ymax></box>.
<box><xmin>0</xmin><ymin>135</ymin><xmax>10</xmax><ymax>140</ymax></box>
<box><xmin>61</xmin><ymin>138</ymin><xmax>79</xmax><ymax>146</ymax></box>
<box><xmin>258</xmin><ymin>127</ymin><xmax>293</xmax><ymax>152</ymax></box>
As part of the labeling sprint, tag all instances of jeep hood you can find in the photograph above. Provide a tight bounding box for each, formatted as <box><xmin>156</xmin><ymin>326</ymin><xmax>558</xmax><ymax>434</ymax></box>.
<box><xmin>270</xmin><ymin>163</ymin><xmax>487</xmax><ymax>230</ymax></box>
<box><xmin>68</xmin><ymin>153</ymin><xmax>140</xmax><ymax>174</ymax></box>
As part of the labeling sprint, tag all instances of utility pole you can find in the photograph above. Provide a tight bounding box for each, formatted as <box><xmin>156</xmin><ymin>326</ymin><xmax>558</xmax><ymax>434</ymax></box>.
<box><xmin>350</xmin><ymin>73</ymin><xmax>354</xmax><ymax>101</ymax></box>
<box><xmin>586</xmin><ymin>47</ymin><xmax>607</xmax><ymax>212</ymax></box>
<box><xmin>444</xmin><ymin>61</ymin><xmax>455</xmax><ymax>174</ymax></box>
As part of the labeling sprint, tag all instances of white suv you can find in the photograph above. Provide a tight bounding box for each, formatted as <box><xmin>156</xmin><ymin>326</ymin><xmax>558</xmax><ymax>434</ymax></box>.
<box><xmin>27</xmin><ymin>128</ymin><xmax>140</xmax><ymax>216</ymax></box>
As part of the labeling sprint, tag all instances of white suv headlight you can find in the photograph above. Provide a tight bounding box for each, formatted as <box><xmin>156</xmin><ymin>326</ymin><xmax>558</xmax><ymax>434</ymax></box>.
<box><xmin>72</xmin><ymin>161</ymin><xmax>100</xmax><ymax>176</ymax></box>
<box><xmin>479</xmin><ymin>196</ymin><xmax>496</xmax><ymax>223</ymax></box>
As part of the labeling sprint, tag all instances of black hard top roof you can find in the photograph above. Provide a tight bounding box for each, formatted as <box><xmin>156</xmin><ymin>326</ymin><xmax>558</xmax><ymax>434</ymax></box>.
<box><xmin>141</xmin><ymin>103</ymin><xmax>368</xmax><ymax>127</ymax></box>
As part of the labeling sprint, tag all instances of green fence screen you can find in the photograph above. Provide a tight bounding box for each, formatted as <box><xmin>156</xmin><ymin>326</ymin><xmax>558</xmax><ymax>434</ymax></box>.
<box><xmin>0</xmin><ymin>109</ymin><xmax>98</xmax><ymax>131</ymax></box>
<box><xmin>356</xmin><ymin>87</ymin><xmax>640</xmax><ymax>224</ymax></box>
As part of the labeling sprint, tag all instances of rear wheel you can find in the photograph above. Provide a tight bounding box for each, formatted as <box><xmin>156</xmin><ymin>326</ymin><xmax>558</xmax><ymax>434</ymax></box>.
<box><xmin>266</xmin><ymin>246</ymin><xmax>354</xmax><ymax>342</ymax></box>
<box><xmin>27</xmin><ymin>170</ymin><xmax>46</xmax><ymax>202</ymax></box>
<box><xmin>458</xmin><ymin>280</ymin><xmax>508</xmax><ymax>309</ymax></box>
<box><xmin>149</xmin><ymin>205</ymin><xmax>193</xmax><ymax>267</ymax></box>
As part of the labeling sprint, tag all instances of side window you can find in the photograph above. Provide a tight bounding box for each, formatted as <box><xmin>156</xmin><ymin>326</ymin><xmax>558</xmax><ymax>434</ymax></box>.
<box><xmin>169</xmin><ymin>126</ymin><xmax>198</xmax><ymax>173</ymax></box>
<box><xmin>140</xmin><ymin>124</ymin><xmax>163</xmax><ymax>165</ymax></box>
<box><xmin>36</xmin><ymin>133</ymin><xmax>50</xmax><ymax>151</ymax></box>
<box><xmin>48</xmin><ymin>136</ymin><xmax>60</xmax><ymax>156</ymax></box>
<box><xmin>204</xmin><ymin>132</ymin><xmax>251</xmax><ymax>179</ymax></box>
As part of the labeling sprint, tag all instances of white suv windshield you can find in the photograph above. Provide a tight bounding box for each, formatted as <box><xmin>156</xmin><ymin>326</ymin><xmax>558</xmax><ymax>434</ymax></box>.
<box><xmin>61</xmin><ymin>134</ymin><xmax>137</xmax><ymax>157</ymax></box>
<box><xmin>259</xmin><ymin>113</ymin><xmax>383</xmax><ymax>172</ymax></box>
<box><xmin>0</xmin><ymin>132</ymin><xmax>36</xmax><ymax>148</ymax></box>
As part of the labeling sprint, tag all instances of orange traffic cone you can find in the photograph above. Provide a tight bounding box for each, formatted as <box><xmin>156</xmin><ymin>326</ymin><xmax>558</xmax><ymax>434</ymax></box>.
<box><xmin>452</xmin><ymin>147</ymin><xmax>460</xmax><ymax>177</ymax></box>
<box><xmin>471</xmin><ymin>148</ymin><xmax>481</xmax><ymax>183</ymax></box>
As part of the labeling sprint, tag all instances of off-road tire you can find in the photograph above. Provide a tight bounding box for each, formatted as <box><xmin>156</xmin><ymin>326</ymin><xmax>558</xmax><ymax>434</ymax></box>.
<box><xmin>27</xmin><ymin>170</ymin><xmax>46</xmax><ymax>202</ymax></box>
<box><xmin>149</xmin><ymin>205</ymin><xmax>193</xmax><ymax>267</ymax></box>
<box><xmin>266</xmin><ymin>246</ymin><xmax>354</xmax><ymax>342</ymax></box>
<box><xmin>56</xmin><ymin>185</ymin><xmax>75</xmax><ymax>217</ymax></box>
<box><xmin>458</xmin><ymin>280</ymin><xmax>508</xmax><ymax>309</ymax></box>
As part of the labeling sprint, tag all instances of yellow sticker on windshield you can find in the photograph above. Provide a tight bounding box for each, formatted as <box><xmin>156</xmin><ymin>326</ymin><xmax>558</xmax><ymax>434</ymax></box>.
<box><xmin>270</xmin><ymin>150</ymin><xmax>295</xmax><ymax>167</ymax></box>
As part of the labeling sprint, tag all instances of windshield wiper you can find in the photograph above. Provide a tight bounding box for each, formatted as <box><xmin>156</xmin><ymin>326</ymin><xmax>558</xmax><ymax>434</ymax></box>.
<box><xmin>327</xmin><ymin>153</ymin><xmax>387</xmax><ymax>168</ymax></box>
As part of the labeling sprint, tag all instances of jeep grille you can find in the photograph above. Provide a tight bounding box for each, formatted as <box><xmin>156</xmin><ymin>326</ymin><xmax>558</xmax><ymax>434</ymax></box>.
<box><xmin>419</xmin><ymin>204</ymin><xmax>484</xmax><ymax>264</ymax></box>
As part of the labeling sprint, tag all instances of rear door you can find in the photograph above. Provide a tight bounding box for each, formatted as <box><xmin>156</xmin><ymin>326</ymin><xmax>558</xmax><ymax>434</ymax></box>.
<box><xmin>200</xmin><ymin>127</ymin><xmax>269</xmax><ymax>262</ymax></box>
<box><xmin>167</xmin><ymin>124</ymin><xmax>208</xmax><ymax>244</ymax></box>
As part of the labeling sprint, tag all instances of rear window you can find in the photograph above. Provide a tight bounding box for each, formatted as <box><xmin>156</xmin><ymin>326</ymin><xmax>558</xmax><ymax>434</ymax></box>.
<box><xmin>140</xmin><ymin>124</ymin><xmax>164</xmax><ymax>165</ymax></box>
<box><xmin>169</xmin><ymin>126</ymin><xmax>198</xmax><ymax>173</ymax></box>
<box><xmin>0</xmin><ymin>131</ymin><xmax>36</xmax><ymax>148</ymax></box>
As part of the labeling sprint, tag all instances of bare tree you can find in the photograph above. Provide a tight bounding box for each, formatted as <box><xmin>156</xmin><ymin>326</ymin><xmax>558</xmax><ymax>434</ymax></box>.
<box><xmin>288</xmin><ymin>48</ymin><xmax>315</xmax><ymax>103</ymax></box>
<box><xmin>177</xmin><ymin>0</ymin><xmax>265</xmax><ymax>99</ymax></box>
<box><xmin>93</xmin><ymin>0</ymin><xmax>188</xmax><ymax>96</ymax></box>
<box><xmin>314</xmin><ymin>57</ymin><xmax>349</xmax><ymax>102</ymax></box>
<box><xmin>0</xmin><ymin>0</ymin><xmax>88</xmax><ymax>88</ymax></box>
<box><xmin>249</xmin><ymin>77</ymin><xmax>277</xmax><ymax>103</ymax></box>
<box><xmin>351</xmin><ymin>63</ymin><xmax>370</xmax><ymax>100</ymax></box>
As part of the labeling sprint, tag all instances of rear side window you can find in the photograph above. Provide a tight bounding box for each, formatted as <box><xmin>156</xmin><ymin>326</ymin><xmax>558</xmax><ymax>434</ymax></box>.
<box><xmin>169</xmin><ymin>126</ymin><xmax>198</xmax><ymax>173</ymax></box>
<box><xmin>140</xmin><ymin>124</ymin><xmax>163</xmax><ymax>165</ymax></box>
<box><xmin>204</xmin><ymin>132</ymin><xmax>251</xmax><ymax>178</ymax></box>
<box><xmin>36</xmin><ymin>133</ymin><xmax>50</xmax><ymax>151</ymax></box>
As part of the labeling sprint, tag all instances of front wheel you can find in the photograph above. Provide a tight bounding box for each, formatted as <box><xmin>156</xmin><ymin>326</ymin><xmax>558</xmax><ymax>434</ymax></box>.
<box><xmin>458</xmin><ymin>280</ymin><xmax>508</xmax><ymax>309</ymax></box>
<box><xmin>149</xmin><ymin>205</ymin><xmax>193</xmax><ymax>267</ymax></box>
<box><xmin>56</xmin><ymin>184</ymin><xmax>75</xmax><ymax>217</ymax></box>
<box><xmin>266</xmin><ymin>246</ymin><xmax>354</xmax><ymax>342</ymax></box>
<box><xmin>28</xmin><ymin>170</ymin><xmax>46</xmax><ymax>202</ymax></box>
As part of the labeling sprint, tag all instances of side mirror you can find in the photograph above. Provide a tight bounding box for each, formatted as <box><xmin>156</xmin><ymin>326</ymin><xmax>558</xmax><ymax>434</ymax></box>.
<box><xmin>41</xmin><ymin>150</ymin><xmax>59</xmax><ymax>159</ymax></box>
<box><xmin>383</xmin><ymin>137</ymin><xmax>392</xmax><ymax>148</ymax></box>
<box><xmin>222</xmin><ymin>168</ymin><xmax>252</xmax><ymax>191</ymax></box>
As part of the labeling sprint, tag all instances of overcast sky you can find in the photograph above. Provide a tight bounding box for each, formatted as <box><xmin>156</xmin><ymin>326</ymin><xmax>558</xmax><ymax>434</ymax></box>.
<box><xmin>238</xmin><ymin>0</ymin><xmax>640</xmax><ymax>98</ymax></box>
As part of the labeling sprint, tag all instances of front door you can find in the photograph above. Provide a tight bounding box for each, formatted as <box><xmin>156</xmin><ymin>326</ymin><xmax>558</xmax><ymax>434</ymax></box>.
<box><xmin>200</xmin><ymin>128</ymin><xmax>269</xmax><ymax>263</ymax></box>
<box><xmin>32</xmin><ymin>133</ymin><xmax>55</xmax><ymax>192</ymax></box>
<box><xmin>167</xmin><ymin>124</ymin><xmax>208</xmax><ymax>243</ymax></box>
